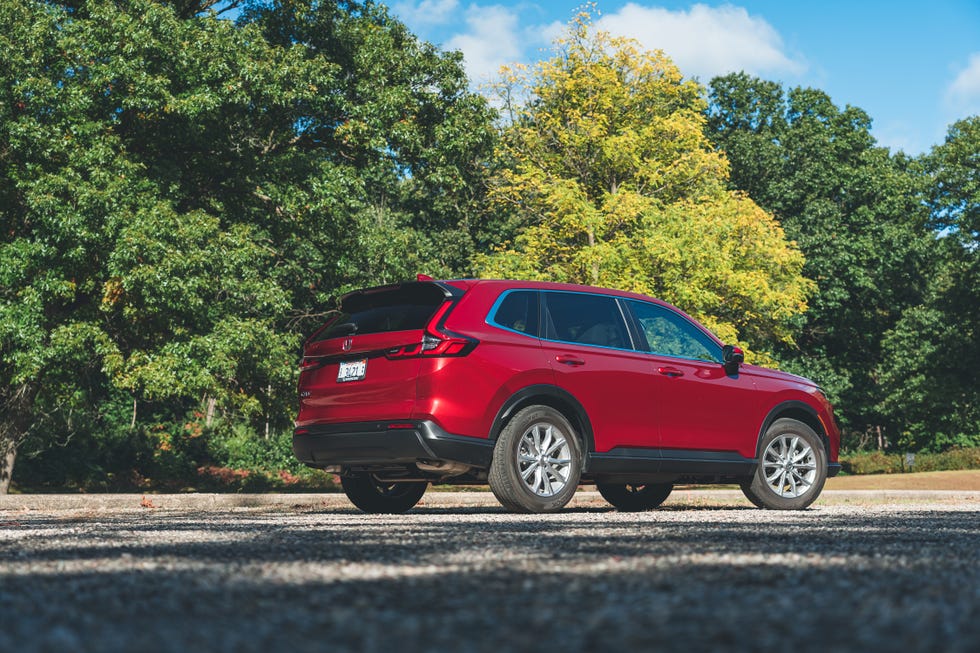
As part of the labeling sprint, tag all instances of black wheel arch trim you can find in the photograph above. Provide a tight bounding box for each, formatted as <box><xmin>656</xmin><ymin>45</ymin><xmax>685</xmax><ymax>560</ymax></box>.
<box><xmin>489</xmin><ymin>384</ymin><xmax>596</xmax><ymax>453</ymax></box>
<box><xmin>756</xmin><ymin>400</ymin><xmax>832</xmax><ymax>460</ymax></box>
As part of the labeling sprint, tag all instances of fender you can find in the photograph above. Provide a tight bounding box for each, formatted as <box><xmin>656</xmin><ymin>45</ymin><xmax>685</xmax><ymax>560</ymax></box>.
<box><xmin>488</xmin><ymin>384</ymin><xmax>595</xmax><ymax>453</ymax></box>
<box><xmin>755</xmin><ymin>400</ymin><xmax>829</xmax><ymax>458</ymax></box>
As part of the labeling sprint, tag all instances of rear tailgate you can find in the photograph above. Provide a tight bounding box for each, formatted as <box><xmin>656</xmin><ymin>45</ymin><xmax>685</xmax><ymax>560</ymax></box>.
<box><xmin>296</xmin><ymin>282</ymin><xmax>456</xmax><ymax>426</ymax></box>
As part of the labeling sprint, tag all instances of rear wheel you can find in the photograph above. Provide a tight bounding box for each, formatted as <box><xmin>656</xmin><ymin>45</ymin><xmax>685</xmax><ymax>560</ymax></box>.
<box><xmin>489</xmin><ymin>405</ymin><xmax>582</xmax><ymax>513</ymax></box>
<box><xmin>597</xmin><ymin>482</ymin><xmax>673</xmax><ymax>511</ymax></box>
<box><xmin>741</xmin><ymin>418</ymin><xmax>827</xmax><ymax>510</ymax></box>
<box><xmin>341</xmin><ymin>474</ymin><xmax>428</xmax><ymax>514</ymax></box>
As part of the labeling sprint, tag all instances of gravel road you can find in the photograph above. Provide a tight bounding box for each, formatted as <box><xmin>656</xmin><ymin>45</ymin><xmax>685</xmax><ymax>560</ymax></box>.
<box><xmin>1</xmin><ymin>491</ymin><xmax>978</xmax><ymax>653</ymax></box>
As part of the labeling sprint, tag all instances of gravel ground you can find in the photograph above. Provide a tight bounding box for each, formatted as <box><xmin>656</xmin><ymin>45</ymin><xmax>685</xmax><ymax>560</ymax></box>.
<box><xmin>1</xmin><ymin>492</ymin><xmax>978</xmax><ymax>653</ymax></box>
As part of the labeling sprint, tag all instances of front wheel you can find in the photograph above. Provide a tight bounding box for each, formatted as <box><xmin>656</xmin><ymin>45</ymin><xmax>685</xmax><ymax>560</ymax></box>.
<box><xmin>488</xmin><ymin>405</ymin><xmax>583</xmax><ymax>513</ymax></box>
<box><xmin>597</xmin><ymin>483</ymin><xmax>673</xmax><ymax>511</ymax></box>
<box><xmin>340</xmin><ymin>474</ymin><xmax>428</xmax><ymax>514</ymax></box>
<box><xmin>741</xmin><ymin>418</ymin><xmax>827</xmax><ymax>510</ymax></box>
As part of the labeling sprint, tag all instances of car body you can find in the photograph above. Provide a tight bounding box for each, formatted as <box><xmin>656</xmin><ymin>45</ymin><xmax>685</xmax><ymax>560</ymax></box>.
<box><xmin>294</xmin><ymin>278</ymin><xmax>841</xmax><ymax>513</ymax></box>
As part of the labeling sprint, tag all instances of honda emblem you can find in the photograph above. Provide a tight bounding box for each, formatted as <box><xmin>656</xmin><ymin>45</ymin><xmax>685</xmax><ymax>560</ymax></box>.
<box><xmin>342</xmin><ymin>337</ymin><xmax>353</xmax><ymax>351</ymax></box>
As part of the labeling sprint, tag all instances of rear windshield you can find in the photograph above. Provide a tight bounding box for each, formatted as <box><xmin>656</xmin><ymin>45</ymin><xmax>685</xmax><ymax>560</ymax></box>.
<box><xmin>312</xmin><ymin>283</ymin><xmax>445</xmax><ymax>342</ymax></box>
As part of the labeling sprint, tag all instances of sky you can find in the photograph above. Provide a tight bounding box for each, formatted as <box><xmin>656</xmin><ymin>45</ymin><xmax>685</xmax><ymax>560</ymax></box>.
<box><xmin>387</xmin><ymin>0</ymin><xmax>980</xmax><ymax>155</ymax></box>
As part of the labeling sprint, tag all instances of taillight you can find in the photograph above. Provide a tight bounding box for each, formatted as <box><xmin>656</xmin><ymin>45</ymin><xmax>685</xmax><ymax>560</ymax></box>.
<box><xmin>299</xmin><ymin>357</ymin><xmax>324</xmax><ymax>370</ymax></box>
<box><xmin>385</xmin><ymin>300</ymin><xmax>478</xmax><ymax>359</ymax></box>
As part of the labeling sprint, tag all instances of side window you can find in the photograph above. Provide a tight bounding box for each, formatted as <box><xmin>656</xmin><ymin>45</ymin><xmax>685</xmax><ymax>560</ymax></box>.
<box><xmin>543</xmin><ymin>292</ymin><xmax>631</xmax><ymax>349</ymax></box>
<box><xmin>491</xmin><ymin>291</ymin><xmax>539</xmax><ymax>336</ymax></box>
<box><xmin>628</xmin><ymin>301</ymin><xmax>721</xmax><ymax>363</ymax></box>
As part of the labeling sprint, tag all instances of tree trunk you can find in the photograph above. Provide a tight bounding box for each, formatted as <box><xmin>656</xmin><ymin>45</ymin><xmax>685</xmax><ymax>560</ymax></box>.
<box><xmin>0</xmin><ymin>439</ymin><xmax>17</xmax><ymax>495</ymax></box>
<box><xmin>206</xmin><ymin>396</ymin><xmax>216</xmax><ymax>427</ymax></box>
<box><xmin>0</xmin><ymin>382</ymin><xmax>39</xmax><ymax>495</ymax></box>
<box><xmin>587</xmin><ymin>227</ymin><xmax>599</xmax><ymax>285</ymax></box>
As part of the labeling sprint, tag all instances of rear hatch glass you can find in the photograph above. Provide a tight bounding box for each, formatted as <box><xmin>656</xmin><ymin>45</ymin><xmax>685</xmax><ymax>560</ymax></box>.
<box><xmin>312</xmin><ymin>282</ymin><xmax>446</xmax><ymax>343</ymax></box>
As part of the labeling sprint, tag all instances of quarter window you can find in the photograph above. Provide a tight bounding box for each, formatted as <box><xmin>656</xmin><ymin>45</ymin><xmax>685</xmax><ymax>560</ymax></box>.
<box><xmin>628</xmin><ymin>301</ymin><xmax>721</xmax><ymax>363</ymax></box>
<box><xmin>492</xmin><ymin>291</ymin><xmax>539</xmax><ymax>336</ymax></box>
<box><xmin>543</xmin><ymin>292</ymin><xmax>631</xmax><ymax>349</ymax></box>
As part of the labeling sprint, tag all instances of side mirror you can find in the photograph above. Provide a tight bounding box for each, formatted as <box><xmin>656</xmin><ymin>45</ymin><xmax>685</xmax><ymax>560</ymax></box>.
<box><xmin>722</xmin><ymin>344</ymin><xmax>744</xmax><ymax>372</ymax></box>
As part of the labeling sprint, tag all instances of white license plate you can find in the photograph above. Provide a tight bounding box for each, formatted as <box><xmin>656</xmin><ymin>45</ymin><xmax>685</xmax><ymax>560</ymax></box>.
<box><xmin>336</xmin><ymin>359</ymin><xmax>367</xmax><ymax>383</ymax></box>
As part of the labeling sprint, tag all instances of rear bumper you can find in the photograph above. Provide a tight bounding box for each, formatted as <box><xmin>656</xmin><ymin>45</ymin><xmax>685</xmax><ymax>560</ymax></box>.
<box><xmin>827</xmin><ymin>462</ymin><xmax>842</xmax><ymax>478</ymax></box>
<box><xmin>293</xmin><ymin>420</ymin><xmax>494</xmax><ymax>469</ymax></box>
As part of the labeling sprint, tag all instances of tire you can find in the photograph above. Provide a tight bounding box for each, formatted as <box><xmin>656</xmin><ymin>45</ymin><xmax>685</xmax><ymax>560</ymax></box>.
<box><xmin>488</xmin><ymin>405</ymin><xmax>583</xmax><ymax>513</ymax></box>
<box><xmin>340</xmin><ymin>474</ymin><xmax>428</xmax><ymax>514</ymax></box>
<box><xmin>740</xmin><ymin>418</ymin><xmax>828</xmax><ymax>510</ymax></box>
<box><xmin>597</xmin><ymin>482</ymin><xmax>673</xmax><ymax>511</ymax></box>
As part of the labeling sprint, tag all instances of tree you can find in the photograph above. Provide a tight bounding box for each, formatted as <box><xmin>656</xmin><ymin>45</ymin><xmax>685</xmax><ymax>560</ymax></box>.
<box><xmin>707</xmin><ymin>73</ymin><xmax>934</xmax><ymax>443</ymax></box>
<box><xmin>878</xmin><ymin>117</ymin><xmax>980</xmax><ymax>450</ymax></box>
<box><xmin>476</xmin><ymin>16</ymin><xmax>812</xmax><ymax>357</ymax></box>
<box><xmin>0</xmin><ymin>0</ymin><xmax>496</xmax><ymax>492</ymax></box>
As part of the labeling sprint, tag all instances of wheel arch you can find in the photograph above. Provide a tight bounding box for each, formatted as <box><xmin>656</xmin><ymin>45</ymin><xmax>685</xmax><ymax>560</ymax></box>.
<box><xmin>489</xmin><ymin>384</ymin><xmax>595</xmax><ymax>454</ymax></box>
<box><xmin>756</xmin><ymin>400</ymin><xmax>831</xmax><ymax>459</ymax></box>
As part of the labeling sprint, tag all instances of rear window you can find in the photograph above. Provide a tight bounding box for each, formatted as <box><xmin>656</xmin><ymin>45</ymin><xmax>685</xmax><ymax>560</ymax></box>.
<box><xmin>312</xmin><ymin>283</ymin><xmax>446</xmax><ymax>342</ymax></box>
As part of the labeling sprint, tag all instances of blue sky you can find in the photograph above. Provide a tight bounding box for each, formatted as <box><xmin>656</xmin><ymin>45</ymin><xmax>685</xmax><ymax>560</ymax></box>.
<box><xmin>387</xmin><ymin>0</ymin><xmax>980</xmax><ymax>155</ymax></box>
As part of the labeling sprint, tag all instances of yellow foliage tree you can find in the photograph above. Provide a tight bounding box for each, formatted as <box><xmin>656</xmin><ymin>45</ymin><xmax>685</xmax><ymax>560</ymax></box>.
<box><xmin>476</xmin><ymin>13</ymin><xmax>813</xmax><ymax>360</ymax></box>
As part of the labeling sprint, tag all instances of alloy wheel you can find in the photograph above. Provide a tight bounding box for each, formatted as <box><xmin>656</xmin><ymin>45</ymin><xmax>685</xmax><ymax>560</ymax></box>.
<box><xmin>761</xmin><ymin>434</ymin><xmax>818</xmax><ymax>498</ymax></box>
<box><xmin>517</xmin><ymin>422</ymin><xmax>573</xmax><ymax>497</ymax></box>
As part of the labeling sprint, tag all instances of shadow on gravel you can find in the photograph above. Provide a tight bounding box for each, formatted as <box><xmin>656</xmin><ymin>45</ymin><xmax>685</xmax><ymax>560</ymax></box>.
<box><xmin>1</xmin><ymin>507</ymin><xmax>977</xmax><ymax>653</ymax></box>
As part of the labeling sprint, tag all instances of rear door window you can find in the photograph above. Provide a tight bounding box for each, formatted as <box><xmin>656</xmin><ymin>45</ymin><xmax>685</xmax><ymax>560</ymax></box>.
<box><xmin>542</xmin><ymin>292</ymin><xmax>631</xmax><ymax>349</ymax></box>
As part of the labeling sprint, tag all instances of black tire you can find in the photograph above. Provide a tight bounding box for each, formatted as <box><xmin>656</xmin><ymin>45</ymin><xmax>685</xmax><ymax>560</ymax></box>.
<box><xmin>740</xmin><ymin>418</ymin><xmax>828</xmax><ymax>510</ymax></box>
<box><xmin>488</xmin><ymin>405</ymin><xmax>583</xmax><ymax>513</ymax></box>
<box><xmin>597</xmin><ymin>482</ymin><xmax>673</xmax><ymax>511</ymax></box>
<box><xmin>340</xmin><ymin>474</ymin><xmax>428</xmax><ymax>514</ymax></box>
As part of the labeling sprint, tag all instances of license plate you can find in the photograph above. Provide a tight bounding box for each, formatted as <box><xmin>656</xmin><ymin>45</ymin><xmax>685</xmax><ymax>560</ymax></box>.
<box><xmin>336</xmin><ymin>359</ymin><xmax>367</xmax><ymax>383</ymax></box>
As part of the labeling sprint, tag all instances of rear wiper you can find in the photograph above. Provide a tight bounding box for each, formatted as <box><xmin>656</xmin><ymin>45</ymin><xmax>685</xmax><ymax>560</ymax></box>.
<box><xmin>333</xmin><ymin>322</ymin><xmax>358</xmax><ymax>336</ymax></box>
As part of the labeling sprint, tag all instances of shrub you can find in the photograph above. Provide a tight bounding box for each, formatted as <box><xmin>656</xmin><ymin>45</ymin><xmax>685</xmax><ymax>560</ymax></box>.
<box><xmin>840</xmin><ymin>447</ymin><xmax>980</xmax><ymax>475</ymax></box>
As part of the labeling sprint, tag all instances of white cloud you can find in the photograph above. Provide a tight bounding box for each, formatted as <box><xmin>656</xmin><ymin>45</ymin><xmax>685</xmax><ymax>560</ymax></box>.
<box><xmin>445</xmin><ymin>5</ymin><xmax>531</xmax><ymax>83</ymax></box>
<box><xmin>946</xmin><ymin>52</ymin><xmax>980</xmax><ymax>110</ymax></box>
<box><xmin>395</xmin><ymin>2</ymin><xmax>804</xmax><ymax>91</ymax></box>
<box><xmin>596</xmin><ymin>3</ymin><xmax>805</xmax><ymax>80</ymax></box>
<box><xmin>390</xmin><ymin>0</ymin><xmax>459</xmax><ymax>28</ymax></box>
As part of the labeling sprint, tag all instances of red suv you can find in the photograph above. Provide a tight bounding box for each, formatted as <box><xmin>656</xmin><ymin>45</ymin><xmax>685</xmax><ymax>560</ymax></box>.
<box><xmin>294</xmin><ymin>278</ymin><xmax>840</xmax><ymax>513</ymax></box>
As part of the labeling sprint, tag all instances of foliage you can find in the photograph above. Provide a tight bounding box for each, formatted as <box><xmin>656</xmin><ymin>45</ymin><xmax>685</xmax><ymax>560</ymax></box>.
<box><xmin>1</xmin><ymin>1</ymin><xmax>976</xmax><ymax>487</ymax></box>
<box><xmin>0</xmin><ymin>0</ymin><xmax>495</xmax><ymax>492</ymax></box>
<box><xmin>840</xmin><ymin>447</ymin><xmax>980</xmax><ymax>476</ymax></box>
<box><xmin>706</xmin><ymin>73</ymin><xmax>935</xmax><ymax>438</ymax></box>
<box><xmin>877</xmin><ymin>117</ymin><xmax>980</xmax><ymax>450</ymax></box>
<box><xmin>476</xmin><ymin>16</ymin><xmax>812</xmax><ymax>361</ymax></box>
<box><xmin>13</xmin><ymin>396</ymin><xmax>339</xmax><ymax>491</ymax></box>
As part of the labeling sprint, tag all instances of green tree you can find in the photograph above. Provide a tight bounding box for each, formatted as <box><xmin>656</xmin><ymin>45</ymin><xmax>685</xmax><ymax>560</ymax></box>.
<box><xmin>0</xmin><ymin>0</ymin><xmax>495</xmax><ymax>492</ymax></box>
<box><xmin>878</xmin><ymin>117</ymin><xmax>980</xmax><ymax>450</ymax></box>
<box><xmin>707</xmin><ymin>73</ymin><xmax>934</xmax><ymax>444</ymax></box>
<box><xmin>476</xmin><ymin>16</ymin><xmax>812</xmax><ymax>358</ymax></box>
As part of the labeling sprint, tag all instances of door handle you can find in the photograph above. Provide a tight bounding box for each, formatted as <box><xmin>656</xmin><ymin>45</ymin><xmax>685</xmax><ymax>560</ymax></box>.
<box><xmin>657</xmin><ymin>366</ymin><xmax>684</xmax><ymax>377</ymax></box>
<box><xmin>556</xmin><ymin>354</ymin><xmax>586</xmax><ymax>366</ymax></box>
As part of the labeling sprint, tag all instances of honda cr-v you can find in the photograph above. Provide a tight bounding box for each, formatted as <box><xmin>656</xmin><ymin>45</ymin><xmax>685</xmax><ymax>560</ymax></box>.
<box><xmin>294</xmin><ymin>278</ymin><xmax>840</xmax><ymax>513</ymax></box>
